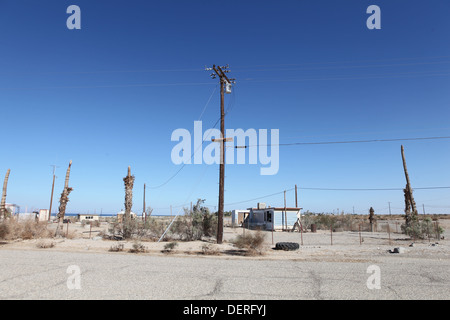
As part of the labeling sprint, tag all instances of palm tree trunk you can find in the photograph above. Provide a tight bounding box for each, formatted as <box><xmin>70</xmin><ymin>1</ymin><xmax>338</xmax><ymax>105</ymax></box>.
<box><xmin>56</xmin><ymin>161</ymin><xmax>73</xmax><ymax>236</ymax></box>
<box><xmin>0</xmin><ymin>169</ymin><xmax>11</xmax><ymax>220</ymax></box>
<box><xmin>123</xmin><ymin>166</ymin><xmax>135</xmax><ymax>238</ymax></box>
<box><xmin>401</xmin><ymin>146</ymin><xmax>418</xmax><ymax>227</ymax></box>
<box><xmin>123</xmin><ymin>166</ymin><xmax>134</xmax><ymax>223</ymax></box>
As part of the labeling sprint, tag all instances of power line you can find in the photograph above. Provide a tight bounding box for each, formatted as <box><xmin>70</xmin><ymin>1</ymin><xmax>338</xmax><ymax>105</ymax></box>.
<box><xmin>232</xmin><ymin>55</ymin><xmax>450</xmax><ymax>69</ymax></box>
<box><xmin>233</xmin><ymin>61</ymin><xmax>450</xmax><ymax>73</ymax></box>
<box><xmin>244</xmin><ymin>136</ymin><xmax>450</xmax><ymax>147</ymax></box>
<box><xmin>298</xmin><ymin>186</ymin><xmax>450</xmax><ymax>191</ymax></box>
<box><xmin>2</xmin><ymin>71</ymin><xmax>449</xmax><ymax>92</ymax></box>
<box><xmin>148</xmin><ymin>85</ymin><xmax>221</xmax><ymax>189</ymax></box>
<box><xmin>224</xmin><ymin>188</ymin><xmax>295</xmax><ymax>207</ymax></box>
<box><xmin>0</xmin><ymin>82</ymin><xmax>215</xmax><ymax>91</ymax></box>
<box><xmin>198</xmin><ymin>84</ymin><xmax>218</xmax><ymax>121</ymax></box>
<box><xmin>147</xmin><ymin>79</ymin><xmax>235</xmax><ymax>190</ymax></box>
<box><xmin>239</xmin><ymin>71</ymin><xmax>450</xmax><ymax>83</ymax></box>
<box><xmin>4</xmin><ymin>54</ymin><xmax>450</xmax><ymax>76</ymax></box>
<box><xmin>148</xmin><ymin>116</ymin><xmax>221</xmax><ymax>189</ymax></box>
<box><xmin>212</xmin><ymin>185</ymin><xmax>450</xmax><ymax>209</ymax></box>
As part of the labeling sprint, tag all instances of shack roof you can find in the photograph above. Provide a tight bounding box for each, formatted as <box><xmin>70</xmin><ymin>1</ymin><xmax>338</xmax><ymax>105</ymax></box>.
<box><xmin>248</xmin><ymin>207</ymin><xmax>302</xmax><ymax>211</ymax></box>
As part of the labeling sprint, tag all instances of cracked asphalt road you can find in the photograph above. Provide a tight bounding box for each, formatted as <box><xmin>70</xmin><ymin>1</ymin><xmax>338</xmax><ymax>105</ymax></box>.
<box><xmin>0</xmin><ymin>249</ymin><xmax>449</xmax><ymax>299</ymax></box>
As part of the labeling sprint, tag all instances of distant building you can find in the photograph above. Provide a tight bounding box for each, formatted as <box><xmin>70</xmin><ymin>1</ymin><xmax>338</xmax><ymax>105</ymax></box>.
<box><xmin>35</xmin><ymin>209</ymin><xmax>49</xmax><ymax>222</ymax></box>
<box><xmin>77</xmin><ymin>214</ymin><xmax>100</xmax><ymax>222</ymax></box>
<box><xmin>231</xmin><ymin>210</ymin><xmax>250</xmax><ymax>227</ymax></box>
<box><xmin>116</xmin><ymin>211</ymin><xmax>137</xmax><ymax>223</ymax></box>
<box><xmin>5</xmin><ymin>203</ymin><xmax>19</xmax><ymax>216</ymax></box>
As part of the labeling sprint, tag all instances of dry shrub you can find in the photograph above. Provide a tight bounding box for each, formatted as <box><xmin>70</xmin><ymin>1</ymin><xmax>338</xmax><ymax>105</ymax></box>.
<box><xmin>162</xmin><ymin>241</ymin><xmax>178</xmax><ymax>253</ymax></box>
<box><xmin>201</xmin><ymin>243</ymin><xmax>220</xmax><ymax>255</ymax></box>
<box><xmin>36</xmin><ymin>240</ymin><xmax>55</xmax><ymax>248</ymax></box>
<box><xmin>0</xmin><ymin>223</ymin><xmax>9</xmax><ymax>239</ymax></box>
<box><xmin>232</xmin><ymin>231</ymin><xmax>266</xmax><ymax>255</ymax></box>
<box><xmin>0</xmin><ymin>219</ymin><xmax>52</xmax><ymax>240</ymax></box>
<box><xmin>109</xmin><ymin>243</ymin><xmax>124</xmax><ymax>252</ymax></box>
<box><xmin>129</xmin><ymin>241</ymin><xmax>146</xmax><ymax>253</ymax></box>
<box><xmin>65</xmin><ymin>230</ymin><xmax>78</xmax><ymax>239</ymax></box>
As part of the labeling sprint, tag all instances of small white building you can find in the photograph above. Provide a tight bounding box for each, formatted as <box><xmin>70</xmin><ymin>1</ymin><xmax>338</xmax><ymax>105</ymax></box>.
<box><xmin>35</xmin><ymin>209</ymin><xmax>49</xmax><ymax>222</ymax></box>
<box><xmin>231</xmin><ymin>209</ymin><xmax>250</xmax><ymax>227</ymax></box>
<box><xmin>5</xmin><ymin>203</ymin><xmax>19</xmax><ymax>216</ymax></box>
<box><xmin>117</xmin><ymin>211</ymin><xmax>137</xmax><ymax>222</ymax></box>
<box><xmin>77</xmin><ymin>214</ymin><xmax>100</xmax><ymax>222</ymax></box>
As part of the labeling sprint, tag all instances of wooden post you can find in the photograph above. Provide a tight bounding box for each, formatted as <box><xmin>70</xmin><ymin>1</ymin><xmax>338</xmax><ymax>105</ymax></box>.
<box><xmin>284</xmin><ymin>190</ymin><xmax>287</xmax><ymax>231</ymax></box>
<box><xmin>436</xmin><ymin>221</ymin><xmax>440</xmax><ymax>240</ymax></box>
<box><xmin>89</xmin><ymin>223</ymin><xmax>92</xmax><ymax>239</ymax></box>
<box><xmin>143</xmin><ymin>183</ymin><xmax>146</xmax><ymax>222</ymax></box>
<box><xmin>387</xmin><ymin>223</ymin><xmax>391</xmax><ymax>245</ymax></box>
<box><xmin>295</xmin><ymin>184</ymin><xmax>298</xmax><ymax>208</ymax></box>
<box><xmin>243</xmin><ymin>213</ymin><xmax>245</xmax><ymax>237</ymax></box>
<box><xmin>300</xmin><ymin>219</ymin><xmax>303</xmax><ymax>246</ymax></box>
<box><xmin>330</xmin><ymin>223</ymin><xmax>333</xmax><ymax>245</ymax></box>
<box><xmin>271</xmin><ymin>212</ymin><xmax>274</xmax><ymax>245</ymax></box>
<box><xmin>359</xmin><ymin>224</ymin><xmax>362</xmax><ymax>245</ymax></box>
<box><xmin>48</xmin><ymin>169</ymin><xmax>56</xmax><ymax>222</ymax></box>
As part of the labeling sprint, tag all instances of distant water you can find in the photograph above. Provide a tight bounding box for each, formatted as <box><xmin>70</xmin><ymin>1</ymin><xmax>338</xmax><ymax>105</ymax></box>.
<box><xmin>18</xmin><ymin>213</ymin><xmax>169</xmax><ymax>217</ymax></box>
<box><xmin>60</xmin><ymin>213</ymin><xmax>169</xmax><ymax>217</ymax></box>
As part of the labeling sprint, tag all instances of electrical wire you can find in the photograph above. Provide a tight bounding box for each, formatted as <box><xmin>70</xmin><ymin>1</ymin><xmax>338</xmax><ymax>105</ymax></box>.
<box><xmin>203</xmin><ymin>185</ymin><xmax>450</xmax><ymax>210</ymax></box>
<box><xmin>241</xmin><ymin>136</ymin><xmax>450</xmax><ymax>148</ymax></box>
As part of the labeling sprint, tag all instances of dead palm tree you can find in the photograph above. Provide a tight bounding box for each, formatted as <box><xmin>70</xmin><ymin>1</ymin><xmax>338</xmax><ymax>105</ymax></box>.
<box><xmin>123</xmin><ymin>166</ymin><xmax>135</xmax><ymax>238</ymax></box>
<box><xmin>0</xmin><ymin>169</ymin><xmax>11</xmax><ymax>220</ymax></box>
<box><xmin>55</xmin><ymin>161</ymin><xmax>73</xmax><ymax>236</ymax></box>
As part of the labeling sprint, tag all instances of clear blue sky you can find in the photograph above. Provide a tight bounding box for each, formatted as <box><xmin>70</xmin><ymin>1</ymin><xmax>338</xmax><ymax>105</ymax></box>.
<box><xmin>1</xmin><ymin>0</ymin><xmax>449</xmax><ymax>215</ymax></box>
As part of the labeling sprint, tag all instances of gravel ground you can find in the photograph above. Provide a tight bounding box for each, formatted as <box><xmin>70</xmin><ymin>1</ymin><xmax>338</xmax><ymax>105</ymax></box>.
<box><xmin>0</xmin><ymin>249</ymin><xmax>449</xmax><ymax>300</ymax></box>
<box><xmin>0</xmin><ymin>222</ymin><xmax>449</xmax><ymax>300</ymax></box>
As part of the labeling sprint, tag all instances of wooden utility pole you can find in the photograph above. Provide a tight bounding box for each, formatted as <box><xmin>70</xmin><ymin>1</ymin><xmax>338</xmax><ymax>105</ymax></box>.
<box><xmin>284</xmin><ymin>190</ymin><xmax>287</xmax><ymax>231</ymax></box>
<box><xmin>143</xmin><ymin>183</ymin><xmax>146</xmax><ymax>222</ymax></box>
<box><xmin>207</xmin><ymin>64</ymin><xmax>235</xmax><ymax>244</ymax></box>
<box><xmin>48</xmin><ymin>165</ymin><xmax>58</xmax><ymax>221</ymax></box>
<box><xmin>295</xmin><ymin>184</ymin><xmax>298</xmax><ymax>208</ymax></box>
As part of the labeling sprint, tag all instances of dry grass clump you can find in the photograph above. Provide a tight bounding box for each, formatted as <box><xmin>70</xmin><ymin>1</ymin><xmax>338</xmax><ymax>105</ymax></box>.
<box><xmin>0</xmin><ymin>219</ymin><xmax>52</xmax><ymax>240</ymax></box>
<box><xmin>109</xmin><ymin>243</ymin><xmax>124</xmax><ymax>252</ymax></box>
<box><xmin>36</xmin><ymin>240</ymin><xmax>55</xmax><ymax>248</ymax></box>
<box><xmin>161</xmin><ymin>241</ymin><xmax>178</xmax><ymax>253</ymax></box>
<box><xmin>65</xmin><ymin>230</ymin><xmax>78</xmax><ymax>239</ymax></box>
<box><xmin>129</xmin><ymin>241</ymin><xmax>147</xmax><ymax>253</ymax></box>
<box><xmin>201</xmin><ymin>243</ymin><xmax>220</xmax><ymax>255</ymax></box>
<box><xmin>232</xmin><ymin>231</ymin><xmax>266</xmax><ymax>256</ymax></box>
